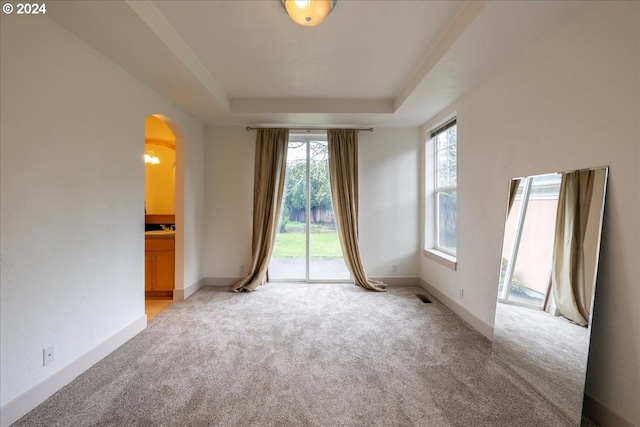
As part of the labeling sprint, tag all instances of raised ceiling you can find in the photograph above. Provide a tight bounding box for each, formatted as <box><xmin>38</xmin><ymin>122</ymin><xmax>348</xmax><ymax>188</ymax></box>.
<box><xmin>46</xmin><ymin>1</ymin><xmax>587</xmax><ymax>128</ymax></box>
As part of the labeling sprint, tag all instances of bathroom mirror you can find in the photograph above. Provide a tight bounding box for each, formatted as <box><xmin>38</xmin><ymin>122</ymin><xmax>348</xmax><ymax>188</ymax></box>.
<box><xmin>492</xmin><ymin>166</ymin><xmax>608</xmax><ymax>426</ymax></box>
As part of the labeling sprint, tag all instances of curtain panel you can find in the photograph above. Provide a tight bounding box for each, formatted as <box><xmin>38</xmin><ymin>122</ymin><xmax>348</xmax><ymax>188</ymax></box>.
<box><xmin>232</xmin><ymin>128</ymin><xmax>289</xmax><ymax>292</ymax></box>
<box><xmin>551</xmin><ymin>169</ymin><xmax>595</xmax><ymax>326</ymax></box>
<box><xmin>327</xmin><ymin>129</ymin><xmax>386</xmax><ymax>292</ymax></box>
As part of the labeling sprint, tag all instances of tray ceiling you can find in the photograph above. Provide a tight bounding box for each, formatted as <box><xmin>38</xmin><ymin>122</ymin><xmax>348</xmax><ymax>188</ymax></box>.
<box><xmin>46</xmin><ymin>1</ymin><xmax>587</xmax><ymax>127</ymax></box>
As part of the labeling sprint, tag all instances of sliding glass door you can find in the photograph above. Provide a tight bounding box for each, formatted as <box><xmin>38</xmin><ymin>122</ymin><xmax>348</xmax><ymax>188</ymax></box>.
<box><xmin>269</xmin><ymin>135</ymin><xmax>350</xmax><ymax>282</ymax></box>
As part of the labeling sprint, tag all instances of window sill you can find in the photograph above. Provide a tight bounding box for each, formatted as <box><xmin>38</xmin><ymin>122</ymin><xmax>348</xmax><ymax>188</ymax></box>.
<box><xmin>423</xmin><ymin>249</ymin><xmax>457</xmax><ymax>271</ymax></box>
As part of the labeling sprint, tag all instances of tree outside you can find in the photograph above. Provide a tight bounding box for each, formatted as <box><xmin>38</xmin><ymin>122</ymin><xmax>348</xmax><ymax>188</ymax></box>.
<box><xmin>273</xmin><ymin>141</ymin><xmax>340</xmax><ymax>259</ymax></box>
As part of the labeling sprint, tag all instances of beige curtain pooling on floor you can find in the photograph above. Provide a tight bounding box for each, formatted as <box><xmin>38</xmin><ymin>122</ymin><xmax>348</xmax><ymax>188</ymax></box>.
<box><xmin>232</xmin><ymin>128</ymin><xmax>289</xmax><ymax>292</ymax></box>
<box><xmin>327</xmin><ymin>129</ymin><xmax>386</xmax><ymax>292</ymax></box>
<box><xmin>551</xmin><ymin>170</ymin><xmax>595</xmax><ymax>326</ymax></box>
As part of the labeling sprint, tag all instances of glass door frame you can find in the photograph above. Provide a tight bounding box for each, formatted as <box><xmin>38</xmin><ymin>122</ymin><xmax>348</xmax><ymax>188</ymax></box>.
<box><xmin>499</xmin><ymin>177</ymin><xmax>532</xmax><ymax>304</ymax></box>
<box><xmin>499</xmin><ymin>173</ymin><xmax>561</xmax><ymax>309</ymax></box>
<box><xmin>269</xmin><ymin>132</ymin><xmax>351</xmax><ymax>283</ymax></box>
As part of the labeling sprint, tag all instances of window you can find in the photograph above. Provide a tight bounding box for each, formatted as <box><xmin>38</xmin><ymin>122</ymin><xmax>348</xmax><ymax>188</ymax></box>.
<box><xmin>424</xmin><ymin>119</ymin><xmax>457</xmax><ymax>263</ymax></box>
<box><xmin>433</xmin><ymin>120</ymin><xmax>457</xmax><ymax>256</ymax></box>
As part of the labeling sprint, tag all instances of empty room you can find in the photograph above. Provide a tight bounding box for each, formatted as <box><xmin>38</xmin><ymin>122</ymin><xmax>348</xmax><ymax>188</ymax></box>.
<box><xmin>1</xmin><ymin>1</ymin><xmax>638</xmax><ymax>426</ymax></box>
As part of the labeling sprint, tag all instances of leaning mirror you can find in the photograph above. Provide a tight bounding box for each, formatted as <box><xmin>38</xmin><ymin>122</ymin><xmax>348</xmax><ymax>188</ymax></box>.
<box><xmin>492</xmin><ymin>166</ymin><xmax>608</xmax><ymax>426</ymax></box>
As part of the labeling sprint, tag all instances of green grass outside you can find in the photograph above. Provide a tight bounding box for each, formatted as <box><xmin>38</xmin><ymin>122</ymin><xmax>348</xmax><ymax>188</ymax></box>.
<box><xmin>272</xmin><ymin>230</ymin><xmax>342</xmax><ymax>258</ymax></box>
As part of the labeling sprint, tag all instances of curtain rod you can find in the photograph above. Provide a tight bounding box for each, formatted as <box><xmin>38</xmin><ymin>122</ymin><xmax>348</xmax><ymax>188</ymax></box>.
<box><xmin>245</xmin><ymin>126</ymin><xmax>374</xmax><ymax>132</ymax></box>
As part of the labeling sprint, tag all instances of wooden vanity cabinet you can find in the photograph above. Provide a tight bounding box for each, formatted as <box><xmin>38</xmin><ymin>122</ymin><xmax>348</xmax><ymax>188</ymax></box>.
<box><xmin>145</xmin><ymin>238</ymin><xmax>174</xmax><ymax>294</ymax></box>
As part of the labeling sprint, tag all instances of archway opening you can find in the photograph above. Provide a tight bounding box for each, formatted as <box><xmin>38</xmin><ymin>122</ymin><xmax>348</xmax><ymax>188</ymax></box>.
<box><xmin>143</xmin><ymin>114</ymin><xmax>184</xmax><ymax>319</ymax></box>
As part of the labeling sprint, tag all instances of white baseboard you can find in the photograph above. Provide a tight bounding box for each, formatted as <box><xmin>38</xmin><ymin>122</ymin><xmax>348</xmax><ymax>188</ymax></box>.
<box><xmin>418</xmin><ymin>278</ymin><xmax>493</xmax><ymax>339</ymax></box>
<box><xmin>0</xmin><ymin>315</ymin><xmax>147</xmax><ymax>427</ymax></box>
<box><xmin>203</xmin><ymin>277</ymin><xmax>418</xmax><ymax>288</ymax></box>
<box><xmin>203</xmin><ymin>277</ymin><xmax>239</xmax><ymax>288</ymax></box>
<box><xmin>583</xmin><ymin>394</ymin><xmax>636</xmax><ymax>427</ymax></box>
<box><xmin>174</xmin><ymin>278</ymin><xmax>205</xmax><ymax>300</ymax></box>
<box><xmin>372</xmin><ymin>277</ymin><xmax>419</xmax><ymax>287</ymax></box>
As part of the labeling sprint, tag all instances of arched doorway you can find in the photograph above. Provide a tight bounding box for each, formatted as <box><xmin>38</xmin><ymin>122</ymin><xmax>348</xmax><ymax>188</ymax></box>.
<box><xmin>143</xmin><ymin>114</ymin><xmax>184</xmax><ymax>319</ymax></box>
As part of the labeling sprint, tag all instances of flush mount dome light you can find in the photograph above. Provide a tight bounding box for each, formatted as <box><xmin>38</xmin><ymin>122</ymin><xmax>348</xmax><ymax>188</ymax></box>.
<box><xmin>281</xmin><ymin>0</ymin><xmax>337</xmax><ymax>27</ymax></box>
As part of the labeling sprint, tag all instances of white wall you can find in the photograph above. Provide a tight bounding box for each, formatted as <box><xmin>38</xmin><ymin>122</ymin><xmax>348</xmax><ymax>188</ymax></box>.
<box><xmin>359</xmin><ymin>128</ymin><xmax>421</xmax><ymax>281</ymax></box>
<box><xmin>203</xmin><ymin>126</ymin><xmax>255</xmax><ymax>280</ymax></box>
<box><xmin>0</xmin><ymin>13</ymin><xmax>204</xmax><ymax>417</ymax></box>
<box><xmin>420</xmin><ymin>2</ymin><xmax>639</xmax><ymax>424</ymax></box>
<box><xmin>203</xmin><ymin>126</ymin><xmax>421</xmax><ymax>283</ymax></box>
<box><xmin>179</xmin><ymin>118</ymin><xmax>205</xmax><ymax>295</ymax></box>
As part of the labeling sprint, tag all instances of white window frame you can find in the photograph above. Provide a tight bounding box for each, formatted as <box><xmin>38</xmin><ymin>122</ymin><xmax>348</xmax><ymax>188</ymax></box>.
<box><xmin>423</xmin><ymin>118</ymin><xmax>457</xmax><ymax>270</ymax></box>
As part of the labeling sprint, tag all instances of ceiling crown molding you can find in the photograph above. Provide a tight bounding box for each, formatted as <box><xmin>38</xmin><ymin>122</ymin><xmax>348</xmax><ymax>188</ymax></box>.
<box><xmin>125</xmin><ymin>0</ymin><xmax>230</xmax><ymax>111</ymax></box>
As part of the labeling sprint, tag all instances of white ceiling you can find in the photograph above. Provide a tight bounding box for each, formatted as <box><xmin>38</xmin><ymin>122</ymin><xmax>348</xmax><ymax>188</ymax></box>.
<box><xmin>46</xmin><ymin>1</ymin><xmax>587</xmax><ymax>128</ymax></box>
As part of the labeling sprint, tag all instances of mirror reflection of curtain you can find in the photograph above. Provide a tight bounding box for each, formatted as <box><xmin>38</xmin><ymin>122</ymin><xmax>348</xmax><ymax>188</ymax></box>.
<box><xmin>507</xmin><ymin>178</ymin><xmax>521</xmax><ymax>216</ymax></box>
<box><xmin>327</xmin><ymin>129</ymin><xmax>386</xmax><ymax>292</ymax></box>
<box><xmin>551</xmin><ymin>170</ymin><xmax>595</xmax><ymax>326</ymax></box>
<box><xmin>232</xmin><ymin>128</ymin><xmax>289</xmax><ymax>292</ymax></box>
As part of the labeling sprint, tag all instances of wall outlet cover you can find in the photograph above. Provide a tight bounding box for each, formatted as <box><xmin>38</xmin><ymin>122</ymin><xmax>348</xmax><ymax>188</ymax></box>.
<box><xmin>43</xmin><ymin>345</ymin><xmax>54</xmax><ymax>366</ymax></box>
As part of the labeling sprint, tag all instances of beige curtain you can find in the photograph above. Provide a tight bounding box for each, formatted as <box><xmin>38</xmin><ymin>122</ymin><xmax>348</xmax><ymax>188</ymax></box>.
<box><xmin>507</xmin><ymin>178</ymin><xmax>521</xmax><ymax>216</ymax></box>
<box><xmin>327</xmin><ymin>129</ymin><xmax>386</xmax><ymax>292</ymax></box>
<box><xmin>232</xmin><ymin>128</ymin><xmax>289</xmax><ymax>292</ymax></box>
<box><xmin>551</xmin><ymin>170</ymin><xmax>595</xmax><ymax>326</ymax></box>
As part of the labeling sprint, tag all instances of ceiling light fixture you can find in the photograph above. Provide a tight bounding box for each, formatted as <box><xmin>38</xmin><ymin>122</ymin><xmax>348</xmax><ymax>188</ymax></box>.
<box><xmin>281</xmin><ymin>0</ymin><xmax>336</xmax><ymax>27</ymax></box>
<box><xmin>144</xmin><ymin>151</ymin><xmax>160</xmax><ymax>164</ymax></box>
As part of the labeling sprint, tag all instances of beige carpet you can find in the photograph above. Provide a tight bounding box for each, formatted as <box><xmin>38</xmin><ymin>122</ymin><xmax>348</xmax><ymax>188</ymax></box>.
<box><xmin>15</xmin><ymin>283</ymin><xmax>584</xmax><ymax>426</ymax></box>
<box><xmin>493</xmin><ymin>302</ymin><xmax>590</xmax><ymax>425</ymax></box>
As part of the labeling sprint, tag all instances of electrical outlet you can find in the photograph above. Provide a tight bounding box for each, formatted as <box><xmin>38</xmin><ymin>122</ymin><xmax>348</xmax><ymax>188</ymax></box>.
<box><xmin>239</xmin><ymin>264</ymin><xmax>244</xmax><ymax>273</ymax></box>
<box><xmin>43</xmin><ymin>345</ymin><xmax>54</xmax><ymax>366</ymax></box>
<box><xmin>392</xmin><ymin>263</ymin><xmax>398</xmax><ymax>272</ymax></box>
<box><xmin>459</xmin><ymin>289</ymin><xmax>464</xmax><ymax>299</ymax></box>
